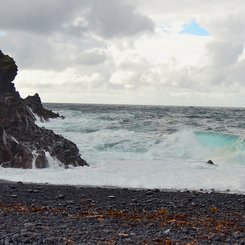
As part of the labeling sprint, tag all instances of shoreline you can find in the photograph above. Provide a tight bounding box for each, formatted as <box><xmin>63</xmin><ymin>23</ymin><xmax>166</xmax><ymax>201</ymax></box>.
<box><xmin>0</xmin><ymin>178</ymin><xmax>244</xmax><ymax>196</ymax></box>
<box><xmin>0</xmin><ymin>181</ymin><xmax>244</xmax><ymax>244</ymax></box>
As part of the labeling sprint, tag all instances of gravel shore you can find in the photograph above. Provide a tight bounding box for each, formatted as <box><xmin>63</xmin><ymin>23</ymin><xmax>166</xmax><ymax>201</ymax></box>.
<box><xmin>0</xmin><ymin>181</ymin><xmax>244</xmax><ymax>244</ymax></box>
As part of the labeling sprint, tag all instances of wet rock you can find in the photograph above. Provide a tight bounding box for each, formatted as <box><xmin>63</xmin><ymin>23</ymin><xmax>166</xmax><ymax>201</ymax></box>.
<box><xmin>207</xmin><ymin>160</ymin><xmax>215</xmax><ymax>165</ymax></box>
<box><xmin>0</xmin><ymin>124</ymin><xmax>17</xmax><ymax>166</ymax></box>
<box><xmin>107</xmin><ymin>195</ymin><xmax>116</xmax><ymax>199</ymax></box>
<box><xmin>10</xmin><ymin>194</ymin><xmax>18</xmax><ymax>198</ymax></box>
<box><xmin>145</xmin><ymin>190</ymin><xmax>154</xmax><ymax>196</ymax></box>
<box><xmin>50</xmin><ymin>139</ymin><xmax>87</xmax><ymax>167</ymax></box>
<box><xmin>4</xmin><ymin>237</ymin><xmax>10</xmax><ymax>245</ymax></box>
<box><xmin>35</xmin><ymin>150</ymin><xmax>48</xmax><ymax>168</ymax></box>
<box><xmin>233</xmin><ymin>231</ymin><xmax>244</xmax><ymax>240</ymax></box>
<box><xmin>12</xmin><ymin>143</ymin><xmax>33</xmax><ymax>168</ymax></box>
<box><xmin>239</xmin><ymin>239</ymin><xmax>245</xmax><ymax>245</ymax></box>
<box><xmin>24</xmin><ymin>93</ymin><xmax>64</xmax><ymax>121</ymax></box>
<box><xmin>0</xmin><ymin>50</ymin><xmax>88</xmax><ymax>168</ymax></box>
<box><xmin>56</xmin><ymin>194</ymin><xmax>65</xmax><ymax>200</ymax></box>
<box><xmin>164</xmin><ymin>229</ymin><xmax>171</xmax><ymax>235</ymax></box>
<box><xmin>33</xmin><ymin>189</ymin><xmax>41</xmax><ymax>193</ymax></box>
<box><xmin>12</xmin><ymin>233</ymin><xmax>19</xmax><ymax>242</ymax></box>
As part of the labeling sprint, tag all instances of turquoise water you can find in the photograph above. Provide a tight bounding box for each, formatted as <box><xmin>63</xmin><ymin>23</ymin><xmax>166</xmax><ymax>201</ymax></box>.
<box><xmin>41</xmin><ymin>104</ymin><xmax>245</xmax><ymax>166</ymax></box>
<box><xmin>2</xmin><ymin>104</ymin><xmax>243</xmax><ymax>193</ymax></box>
<box><xmin>195</xmin><ymin>131</ymin><xmax>245</xmax><ymax>150</ymax></box>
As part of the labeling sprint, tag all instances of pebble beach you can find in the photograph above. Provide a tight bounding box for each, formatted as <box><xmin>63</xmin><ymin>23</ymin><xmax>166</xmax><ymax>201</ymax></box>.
<box><xmin>0</xmin><ymin>181</ymin><xmax>244</xmax><ymax>245</ymax></box>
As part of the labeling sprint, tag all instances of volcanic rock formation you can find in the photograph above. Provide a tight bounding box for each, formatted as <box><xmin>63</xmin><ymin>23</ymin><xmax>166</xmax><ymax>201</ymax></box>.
<box><xmin>0</xmin><ymin>50</ymin><xmax>88</xmax><ymax>168</ymax></box>
<box><xmin>0</xmin><ymin>50</ymin><xmax>19</xmax><ymax>98</ymax></box>
<box><xmin>24</xmin><ymin>93</ymin><xmax>64</xmax><ymax>121</ymax></box>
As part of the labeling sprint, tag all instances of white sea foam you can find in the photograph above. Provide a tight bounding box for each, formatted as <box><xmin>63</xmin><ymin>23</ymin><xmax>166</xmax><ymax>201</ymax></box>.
<box><xmin>31</xmin><ymin>151</ymin><xmax>38</xmax><ymax>169</ymax></box>
<box><xmin>1</xmin><ymin>104</ymin><xmax>245</xmax><ymax>193</ymax></box>
<box><xmin>0</xmin><ymin>159</ymin><xmax>244</xmax><ymax>193</ymax></box>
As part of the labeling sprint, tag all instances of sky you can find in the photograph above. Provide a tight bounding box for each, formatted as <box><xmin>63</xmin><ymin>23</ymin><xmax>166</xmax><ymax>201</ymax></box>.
<box><xmin>1</xmin><ymin>0</ymin><xmax>245</xmax><ymax>107</ymax></box>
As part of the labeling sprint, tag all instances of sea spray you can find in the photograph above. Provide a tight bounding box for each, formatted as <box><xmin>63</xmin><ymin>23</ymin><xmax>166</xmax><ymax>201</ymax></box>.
<box><xmin>1</xmin><ymin>104</ymin><xmax>245</xmax><ymax>193</ymax></box>
<box><xmin>31</xmin><ymin>151</ymin><xmax>39</xmax><ymax>169</ymax></box>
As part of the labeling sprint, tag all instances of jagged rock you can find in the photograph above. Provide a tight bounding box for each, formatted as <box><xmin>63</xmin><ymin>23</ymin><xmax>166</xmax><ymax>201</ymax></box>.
<box><xmin>0</xmin><ymin>50</ymin><xmax>88</xmax><ymax>168</ymax></box>
<box><xmin>0</xmin><ymin>124</ymin><xmax>12</xmax><ymax>164</ymax></box>
<box><xmin>207</xmin><ymin>160</ymin><xmax>214</xmax><ymax>165</ymax></box>
<box><xmin>0</xmin><ymin>123</ymin><xmax>32</xmax><ymax>168</ymax></box>
<box><xmin>0</xmin><ymin>50</ymin><xmax>19</xmax><ymax>97</ymax></box>
<box><xmin>50</xmin><ymin>139</ymin><xmax>85</xmax><ymax>166</ymax></box>
<box><xmin>12</xmin><ymin>143</ymin><xmax>33</xmax><ymax>169</ymax></box>
<box><xmin>24</xmin><ymin>93</ymin><xmax>64</xmax><ymax>121</ymax></box>
<box><xmin>35</xmin><ymin>150</ymin><xmax>49</xmax><ymax>168</ymax></box>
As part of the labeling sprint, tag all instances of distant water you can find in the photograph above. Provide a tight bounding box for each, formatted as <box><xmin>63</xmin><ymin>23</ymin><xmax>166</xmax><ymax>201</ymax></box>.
<box><xmin>1</xmin><ymin>104</ymin><xmax>245</xmax><ymax>193</ymax></box>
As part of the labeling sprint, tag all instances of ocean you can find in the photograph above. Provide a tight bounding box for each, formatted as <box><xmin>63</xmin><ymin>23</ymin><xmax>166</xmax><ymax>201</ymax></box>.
<box><xmin>1</xmin><ymin>104</ymin><xmax>245</xmax><ymax>193</ymax></box>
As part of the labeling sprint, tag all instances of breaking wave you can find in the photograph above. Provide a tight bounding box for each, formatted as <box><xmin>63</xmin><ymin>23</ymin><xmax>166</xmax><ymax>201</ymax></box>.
<box><xmin>1</xmin><ymin>104</ymin><xmax>244</xmax><ymax>193</ymax></box>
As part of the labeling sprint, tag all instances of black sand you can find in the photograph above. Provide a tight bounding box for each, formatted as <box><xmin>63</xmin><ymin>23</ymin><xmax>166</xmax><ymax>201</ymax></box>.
<box><xmin>0</xmin><ymin>181</ymin><xmax>244</xmax><ymax>244</ymax></box>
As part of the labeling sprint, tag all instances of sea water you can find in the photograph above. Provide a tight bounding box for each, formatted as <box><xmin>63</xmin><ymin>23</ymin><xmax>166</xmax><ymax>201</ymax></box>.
<box><xmin>1</xmin><ymin>104</ymin><xmax>245</xmax><ymax>193</ymax></box>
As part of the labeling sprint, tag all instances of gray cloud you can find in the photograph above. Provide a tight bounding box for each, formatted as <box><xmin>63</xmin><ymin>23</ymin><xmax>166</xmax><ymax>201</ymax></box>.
<box><xmin>0</xmin><ymin>0</ymin><xmax>82</xmax><ymax>34</ymax></box>
<box><xmin>0</xmin><ymin>30</ymin><xmax>111</xmax><ymax>71</ymax></box>
<box><xmin>133</xmin><ymin>0</ymin><xmax>245</xmax><ymax>18</ymax></box>
<box><xmin>86</xmin><ymin>0</ymin><xmax>154</xmax><ymax>38</ymax></box>
<box><xmin>2</xmin><ymin>0</ymin><xmax>245</xmax><ymax>106</ymax></box>
<box><xmin>0</xmin><ymin>0</ymin><xmax>153</xmax><ymax>72</ymax></box>
<box><xmin>77</xmin><ymin>49</ymin><xmax>109</xmax><ymax>66</ymax></box>
<box><xmin>0</xmin><ymin>0</ymin><xmax>153</xmax><ymax>38</ymax></box>
<box><xmin>207</xmin><ymin>41</ymin><xmax>243</xmax><ymax>67</ymax></box>
<box><xmin>198</xmin><ymin>14</ymin><xmax>245</xmax><ymax>87</ymax></box>
<box><xmin>0</xmin><ymin>31</ymin><xmax>73</xmax><ymax>70</ymax></box>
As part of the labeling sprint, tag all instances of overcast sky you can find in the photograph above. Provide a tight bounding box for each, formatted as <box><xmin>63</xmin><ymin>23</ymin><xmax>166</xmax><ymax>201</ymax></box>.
<box><xmin>1</xmin><ymin>0</ymin><xmax>245</xmax><ymax>107</ymax></box>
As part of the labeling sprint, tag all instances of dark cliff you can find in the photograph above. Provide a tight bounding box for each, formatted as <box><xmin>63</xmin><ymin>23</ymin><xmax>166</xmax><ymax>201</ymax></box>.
<box><xmin>0</xmin><ymin>50</ymin><xmax>88</xmax><ymax>168</ymax></box>
<box><xmin>0</xmin><ymin>50</ymin><xmax>19</xmax><ymax>98</ymax></box>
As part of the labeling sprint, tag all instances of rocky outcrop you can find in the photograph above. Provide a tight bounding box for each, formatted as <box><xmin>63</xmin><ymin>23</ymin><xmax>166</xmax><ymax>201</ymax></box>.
<box><xmin>24</xmin><ymin>93</ymin><xmax>64</xmax><ymax>121</ymax></box>
<box><xmin>207</xmin><ymin>160</ymin><xmax>214</xmax><ymax>165</ymax></box>
<box><xmin>0</xmin><ymin>50</ymin><xmax>88</xmax><ymax>168</ymax></box>
<box><xmin>0</xmin><ymin>50</ymin><xmax>19</xmax><ymax>98</ymax></box>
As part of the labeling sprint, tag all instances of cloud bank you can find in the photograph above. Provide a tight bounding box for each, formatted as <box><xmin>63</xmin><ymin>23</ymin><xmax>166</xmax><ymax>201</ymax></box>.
<box><xmin>0</xmin><ymin>0</ymin><xmax>245</xmax><ymax>107</ymax></box>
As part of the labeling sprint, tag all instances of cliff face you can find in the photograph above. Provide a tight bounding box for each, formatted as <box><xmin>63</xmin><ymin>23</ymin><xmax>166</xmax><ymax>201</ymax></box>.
<box><xmin>0</xmin><ymin>50</ymin><xmax>88</xmax><ymax>168</ymax></box>
<box><xmin>0</xmin><ymin>50</ymin><xmax>19</xmax><ymax>98</ymax></box>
